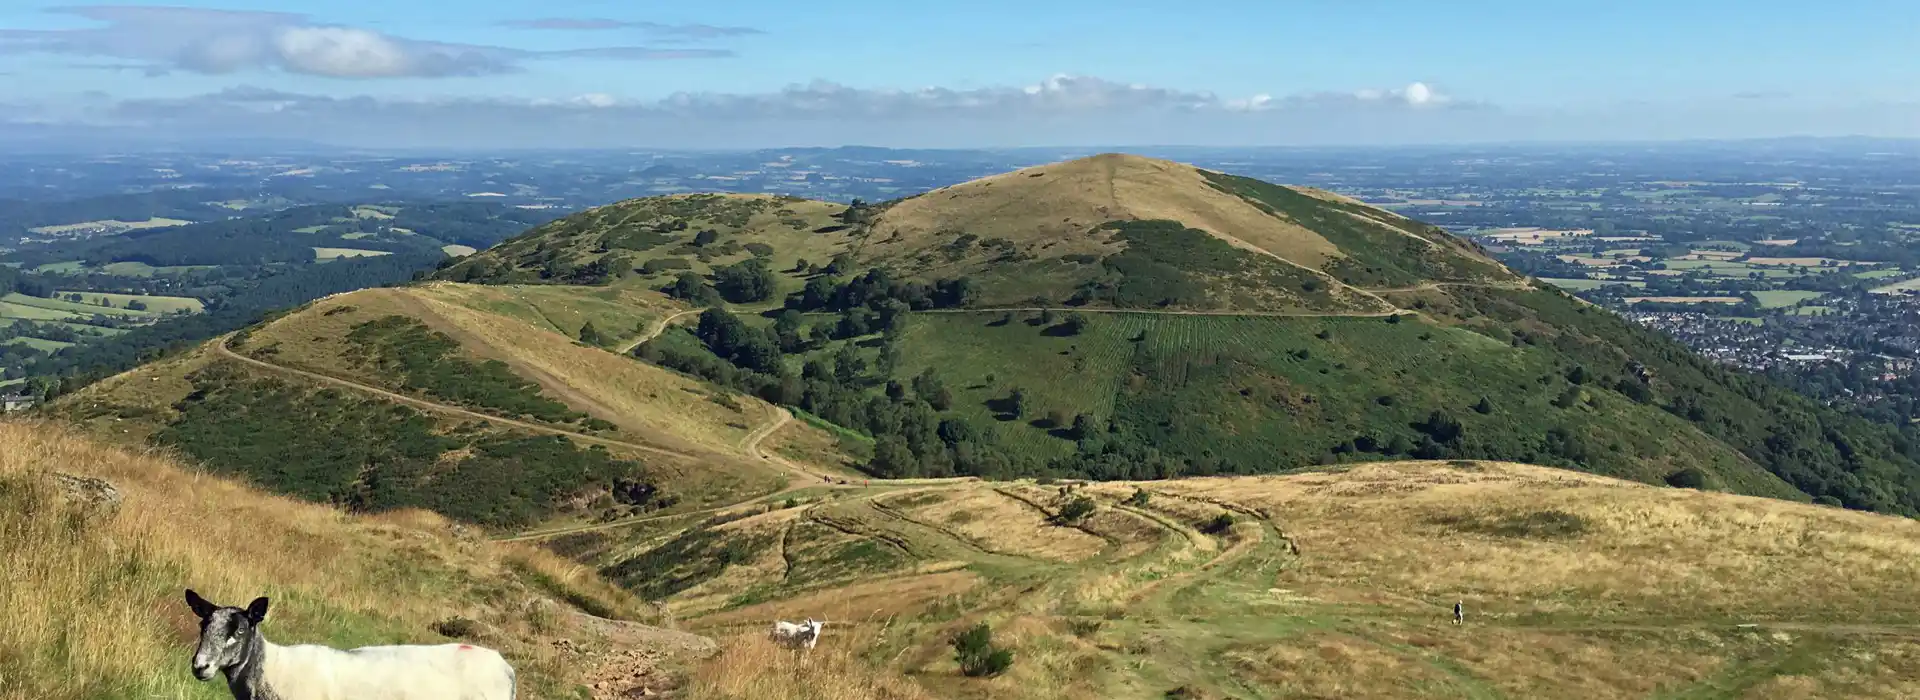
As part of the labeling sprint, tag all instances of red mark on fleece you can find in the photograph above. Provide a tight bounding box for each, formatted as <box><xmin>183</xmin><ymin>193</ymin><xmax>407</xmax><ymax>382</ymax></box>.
<box><xmin>458</xmin><ymin>645</ymin><xmax>474</xmax><ymax>651</ymax></box>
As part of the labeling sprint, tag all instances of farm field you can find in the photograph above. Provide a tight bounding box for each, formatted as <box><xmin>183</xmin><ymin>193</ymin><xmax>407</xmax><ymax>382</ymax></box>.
<box><xmin>1538</xmin><ymin>277</ymin><xmax>1645</xmax><ymax>291</ymax></box>
<box><xmin>1752</xmin><ymin>290</ymin><xmax>1826</xmax><ymax>308</ymax></box>
<box><xmin>312</xmin><ymin>247</ymin><xmax>394</xmax><ymax>261</ymax></box>
<box><xmin>26</xmin><ymin>217</ymin><xmax>190</xmax><ymax>235</ymax></box>
<box><xmin>4</xmin><ymin>336</ymin><xmax>75</xmax><ymax>351</ymax></box>
<box><xmin>442</xmin><ymin>244</ymin><xmax>478</xmax><ymax>256</ymax></box>
<box><xmin>1856</xmin><ymin>269</ymin><xmax>1909</xmax><ymax>280</ymax></box>
<box><xmin>31</xmin><ymin>261</ymin><xmax>86</xmax><ymax>274</ymax></box>
<box><xmin>0</xmin><ymin>299</ymin><xmax>90</xmax><ymax>321</ymax></box>
<box><xmin>8</xmin><ymin>293</ymin><xmax>157</xmax><ymax>318</ymax></box>
<box><xmin>1625</xmin><ymin>296</ymin><xmax>1744</xmax><ymax>304</ymax></box>
<box><xmin>53</xmin><ymin>291</ymin><xmax>204</xmax><ymax>314</ymax></box>
<box><xmin>1872</xmin><ymin>277</ymin><xmax>1920</xmax><ymax>295</ymax></box>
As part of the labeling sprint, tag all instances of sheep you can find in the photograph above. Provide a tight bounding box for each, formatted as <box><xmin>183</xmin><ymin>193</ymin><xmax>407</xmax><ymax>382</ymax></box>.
<box><xmin>184</xmin><ymin>589</ymin><xmax>516</xmax><ymax>700</ymax></box>
<box><xmin>769</xmin><ymin>618</ymin><xmax>823</xmax><ymax>650</ymax></box>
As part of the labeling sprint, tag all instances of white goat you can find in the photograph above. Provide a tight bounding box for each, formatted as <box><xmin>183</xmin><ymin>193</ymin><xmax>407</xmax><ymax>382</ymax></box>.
<box><xmin>769</xmin><ymin>618</ymin><xmax>823</xmax><ymax>650</ymax></box>
<box><xmin>185</xmin><ymin>589</ymin><xmax>517</xmax><ymax>700</ymax></box>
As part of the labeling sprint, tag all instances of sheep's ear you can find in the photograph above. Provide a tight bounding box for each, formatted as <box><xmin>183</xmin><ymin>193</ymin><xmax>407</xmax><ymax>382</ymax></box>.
<box><xmin>244</xmin><ymin>597</ymin><xmax>270</xmax><ymax>625</ymax></box>
<box><xmin>185</xmin><ymin>589</ymin><xmax>217</xmax><ymax>619</ymax></box>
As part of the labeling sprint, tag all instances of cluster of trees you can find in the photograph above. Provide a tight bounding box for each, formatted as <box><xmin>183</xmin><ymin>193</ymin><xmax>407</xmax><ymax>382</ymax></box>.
<box><xmin>786</xmin><ymin>267</ymin><xmax>977</xmax><ymax>313</ymax></box>
<box><xmin>639</xmin><ymin>307</ymin><xmax>1020</xmax><ymax>479</ymax></box>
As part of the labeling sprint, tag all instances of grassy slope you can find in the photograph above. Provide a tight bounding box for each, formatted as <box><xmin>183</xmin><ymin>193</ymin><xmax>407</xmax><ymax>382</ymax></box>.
<box><xmin>57</xmin><ymin>282</ymin><xmax>847</xmax><ymax>527</ymax></box>
<box><xmin>441</xmin><ymin>194</ymin><xmax>855</xmax><ymax>302</ymax></box>
<box><xmin>860</xmin><ymin>154</ymin><xmax>1388</xmax><ymax>311</ymax></box>
<box><xmin>576</xmin><ymin>461</ymin><xmax>1920</xmax><ymax>700</ymax></box>
<box><xmin>0</xmin><ymin>421</ymin><xmax>663</xmax><ymax>700</ymax></box>
<box><xmin>885</xmin><ymin>311</ymin><xmax>1798</xmax><ymax>498</ymax></box>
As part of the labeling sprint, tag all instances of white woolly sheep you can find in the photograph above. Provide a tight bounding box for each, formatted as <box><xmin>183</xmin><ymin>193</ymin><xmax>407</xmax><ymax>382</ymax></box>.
<box><xmin>184</xmin><ymin>589</ymin><xmax>517</xmax><ymax>700</ymax></box>
<box><xmin>769</xmin><ymin>618</ymin><xmax>823</xmax><ymax>649</ymax></box>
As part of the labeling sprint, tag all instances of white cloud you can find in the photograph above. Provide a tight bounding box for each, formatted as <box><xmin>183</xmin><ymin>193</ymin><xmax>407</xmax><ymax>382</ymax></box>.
<box><xmin>0</xmin><ymin>5</ymin><xmax>733</xmax><ymax>79</ymax></box>
<box><xmin>0</xmin><ymin>74</ymin><xmax>1509</xmax><ymax>148</ymax></box>
<box><xmin>499</xmin><ymin>18</ymin><xmax>763</xmax><ymax>39</ymax></box>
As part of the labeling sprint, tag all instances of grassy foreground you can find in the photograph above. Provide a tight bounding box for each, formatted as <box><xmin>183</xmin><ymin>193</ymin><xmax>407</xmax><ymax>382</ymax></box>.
<box><xmin>581</xmin><ymin>461</ymin><xmax>1920</xmax><ymax>700</ymax></box>
<box><xmin>0</xmin><ymin>420</ymin><xmax>659</xmax><ymax>700</ymax></box>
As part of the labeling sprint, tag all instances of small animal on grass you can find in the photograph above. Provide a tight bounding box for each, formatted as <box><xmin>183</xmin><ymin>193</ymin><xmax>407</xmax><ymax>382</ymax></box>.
<box><xmin>770</xmin><ymin>618</ymin><xmax>824</xmax><ymax>649</ymax></box>
<box><xmin>184</xmin><ymin>589</ymin><xmax>517</xmax><ymax>700</ymax></box>
<box><xmin>1453</xmin><ymin>601</ymin><xmax>1464</xmax><ymax>625</ymax></box>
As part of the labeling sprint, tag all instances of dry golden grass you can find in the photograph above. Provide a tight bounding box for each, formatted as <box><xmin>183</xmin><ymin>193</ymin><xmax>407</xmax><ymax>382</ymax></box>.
<box><xmin>867</xmin><ymin>153</ymin><xmax>1344</xmax><ymax>272</ymax></box>
<box><xmin>1146</xmin><ymin>461</ymin><xmax>1920</xmax><ymax>620</ymax></box>
<box><xmin>1747</xmin><ymin>256</ymin><xmax>1847</xmax><ymax>267</ymax></box>
<box><xmin>885</xmin><ymin>490</ymin><xmax>1106</xmax><ymax>562</ymax></box>
<box><xmin>691</xmin><ymin>633</ymin><xmax>939</xmax><ymax>700</ymax></box>
<box><xmin>0</xmin><ymin>420</ymin><xmax>651</xmax><ymax>700</ymax></box>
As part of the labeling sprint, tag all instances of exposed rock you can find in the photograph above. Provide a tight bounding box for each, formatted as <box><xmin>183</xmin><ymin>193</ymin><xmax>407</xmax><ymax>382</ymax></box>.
<box><xmin>44</xmin><ymin>472</ymin><xmax>120</xmax><ymax>520</ymax></box>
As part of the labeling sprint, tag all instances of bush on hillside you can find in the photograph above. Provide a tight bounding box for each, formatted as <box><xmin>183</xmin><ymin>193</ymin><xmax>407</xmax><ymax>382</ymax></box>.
<box><xmin>951</xmin><ymin>622</ymin><xmax>1015</xmax><ymax>677</ymax></box>
<box><xmin>1052</xmin><ymin>495</ymin><xmax>1096</xmax><ymax>525</ymax></box>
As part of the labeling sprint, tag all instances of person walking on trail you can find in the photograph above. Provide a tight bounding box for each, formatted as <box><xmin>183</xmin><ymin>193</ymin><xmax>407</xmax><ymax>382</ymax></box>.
<box><xmin>1453</xmin><ymin>601</ymin><xmax>1464</xmax><ymax>625</ymax></box>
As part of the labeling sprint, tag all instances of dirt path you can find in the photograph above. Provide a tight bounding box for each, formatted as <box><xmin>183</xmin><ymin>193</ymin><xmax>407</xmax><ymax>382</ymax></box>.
<box><xmin>619</xmin><ymin>308</ymin><xmax>702</xmax><ymax>354</ymax></box>
<box><xmin>214</xmin><ymin>335</ymin><xmax>698</xmax><ymax>461</ymax></box>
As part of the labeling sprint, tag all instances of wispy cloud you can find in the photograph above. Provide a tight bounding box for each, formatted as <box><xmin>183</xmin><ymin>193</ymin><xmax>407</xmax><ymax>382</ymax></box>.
<box><xmin>500</xmin><ymin>18</ymin><xmax>763</xmax><ymax>39</ymax></box>
<box><xmin>89</xmin><ymin>74</ymin><xmax>1482</xmax><ymax>124</ymax></box>
<box><xmin>0</xmin><ymin>5</ymin><xmax>733</xmax><ymax>79</ymax></box>
<box><xmin>0</xmin><ymin>74</ymin><xmax>1497</xmax><ymax>148</ymax></box>
<box><xmin>1225</xmin><ymin>82</ymin><xmax>1468</xmax><ymax>112</ymax></box>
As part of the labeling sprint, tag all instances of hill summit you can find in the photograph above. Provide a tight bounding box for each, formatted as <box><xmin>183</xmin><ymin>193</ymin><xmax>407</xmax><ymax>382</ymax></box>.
<box><xmin>438</xmin><ymin>153</ymin><xmax>1513</xmax><ymax>313</ymax></box>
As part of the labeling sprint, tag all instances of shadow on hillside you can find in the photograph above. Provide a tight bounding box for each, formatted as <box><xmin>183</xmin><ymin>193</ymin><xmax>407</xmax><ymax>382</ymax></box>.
<box><xmin>1040</xmin><ymin>323</ymin><xmax>1080</xmax><ymax>338</ymax></box>
<box><xmin>983</xmin><ymin>396</ymin><xmax>1020</xmax><ymax>421</ymax></box>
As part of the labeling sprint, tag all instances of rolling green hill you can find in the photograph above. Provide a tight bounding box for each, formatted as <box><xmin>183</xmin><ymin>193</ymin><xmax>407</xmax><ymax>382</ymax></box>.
<box><xmin>442</xmin><ymin>153</ymin><xmax>1917</xmax><ymax>513</ymax></box>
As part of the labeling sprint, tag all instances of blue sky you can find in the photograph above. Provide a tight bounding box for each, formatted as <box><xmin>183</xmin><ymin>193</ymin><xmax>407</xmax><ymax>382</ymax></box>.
<box><xmin>1</xmin><ymin>1</ymin><xmax>1916</xmax><ymax>148</ymax></box>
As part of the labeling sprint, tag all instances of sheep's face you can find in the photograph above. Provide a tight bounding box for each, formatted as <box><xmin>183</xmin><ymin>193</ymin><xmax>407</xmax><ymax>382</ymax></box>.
<box><xmin>184</xmin><ymin>590</ymin><xmax>269</xmax><ymax>682</ymax></box>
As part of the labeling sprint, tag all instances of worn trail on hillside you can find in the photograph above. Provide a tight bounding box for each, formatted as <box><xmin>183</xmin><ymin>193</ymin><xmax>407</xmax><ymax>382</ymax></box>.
<box><xmin>618</xmin><ymin>308</ymin><xmax>702</xmax><ymax>354</ymax></box>
<box><xmin>214</xmin><ymin>334</ymin><xmax>699</xmax><ymax>461</ymax></box>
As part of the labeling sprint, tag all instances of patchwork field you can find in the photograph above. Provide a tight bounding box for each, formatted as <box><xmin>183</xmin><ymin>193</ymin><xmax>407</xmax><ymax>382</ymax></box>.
<box><xmin>1625</xmin><ymin>296</ymin><xmax>1743</xmax><ymax>304</ymax></box>
<box><xmin>1752</xmin><ymin>290</ymin><xmax>1826</xmax><ymax>308</ymax></box>
<box><xmin>53</xmin><ymin>291</ymin><xmax>203</xmax><ymax>314</ymax></box>
<box><xmin>1539</xmin><ymin>278</ymin><xmax>1646</xmax><ymax>291</ymax></box>
<box><xmin>1872</xmin><ymin>277</ymin><xmax>1920</xmax><ymax>295</ymax></box>
<box><xmin>313</xmin><ymin>247</ymin><xmax>394</xmax><ymax>261</ymax></box>
<box><xmin>27</xmin><ymin>217</ymin><xmax>190</xmax><ymax>235</ymax></box>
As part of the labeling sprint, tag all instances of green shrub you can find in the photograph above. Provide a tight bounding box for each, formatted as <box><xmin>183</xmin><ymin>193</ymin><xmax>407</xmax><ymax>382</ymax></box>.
<box><xmin>1052</xmin><ymin>495</ymin><xmax>1095</xmax><ymax>525</ymax></box>
<box><xmin>1201</xmin><ymin>512</ymin><xmax>1235</xmax><ymax>535</ymax></box>
<box><xmin>1665</xmin><ymin>467</ymin><xmax>1710</xmax><ymax>489</ymax></box>
<box><xmin>951</xmin><ymin>622</ymin><xmax>1015</xmax><ymax>677</ymax></box>
<box><xmin>1124</xmin><ymin>487</ymin><xmax>1151</xmax><ymax>507</ymax></box>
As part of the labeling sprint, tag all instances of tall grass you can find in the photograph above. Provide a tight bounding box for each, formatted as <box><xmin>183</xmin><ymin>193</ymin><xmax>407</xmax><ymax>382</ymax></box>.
<box><xmin>0</xmin><ymin>420</ymin><xmax>642</xmax><ymax>700</ymax></box>
<box><xmin>689</xmin><ymin>635</ymin><xmax>937</xmax><ymax>700</ymax></box>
